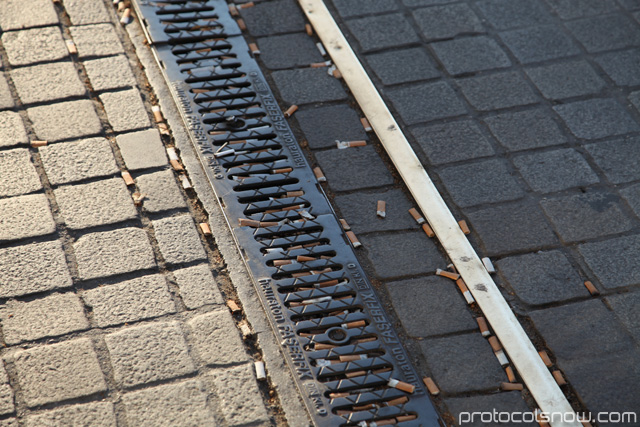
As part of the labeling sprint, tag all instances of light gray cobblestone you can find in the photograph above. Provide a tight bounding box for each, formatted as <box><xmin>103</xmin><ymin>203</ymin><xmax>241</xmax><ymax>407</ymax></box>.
<box><xmin>84</xmin><ymin>55</ymin><xmax>137</xmax><ymax>91</ymax></box>
<box><xmin>0</xmin><ymin>194</ymin><xmax>55</xmax><ymax>241</ymax></box>
<box><xmin>1</xmin><ymin>27</ymin><xmax>68</xmax><ymax>66</ymax></box>
<box><xmin>105</xmin><ymin>322</ymin><xmax>196</xmax><ymax>388</ymax></box>
<box><xmin>187</xmin><ymin>309</ymin><xmax>248</xmax><ymax>365</ymax></box>
<box><xmin>40</xmin><ymin>137</ymin><xmax>119</xmax><ymax>185</ymax></box>
<box><xmin>122</xmin><ymin>380</ymin><xmax>215</xmax><ymax>427</ymax></box>
<box><xmin>0</xmin><ymin>111</ymin><xmax>28</xmax><ymax>148</ymax></box>
<box><xmin>173</xmin><ymin>265</ymin><xmax>223</xmax><ymax>309</ymax></box>
<box><xmin>10</xmin><ymin>338</ymin><xmax>107</xmax><ymax>407</ymax></box>
<box><xmin>0</xmin><ymin>0</ymin><xmax>58</xmax><ymax>31</ymax></box>
<box><xmin>70</xmin><ymin>24</ymin><xmax>124</xmax><ymax>58</ymax></box>
<box><xmin>74</xmin><ymin>227</ymin><xmax>156</xmax><ymax>280</ymax></box>
<box><xmin>11</xmin><ymin>62</ymin><xmax>85</xmax><ymax>105</ymax></box>
<box><xmin>0</xmin><ymin>149</ymin><xmax>42</xmax><ymax>197</ymax></box>
<box><xmin>63</xmin><ymin>0</ymin><xmax>111</xmax><ymax>26</ymax></box>
<box><xmin>136</xmin><ymin>170</ymin><xmax>187</xmax><ymax>212</ymax></box>
<box><xmin>0</xmin><ymin>385</ymin><xmax>14</xmax><ymax>415</ymax></box>
<box><xmin>0</xmin><ymin>293</ymin><xmax>88</xmax><ymax>344</ymax></box>
<box><xmin>100</xmin><ymin>90</ymin><xmax>150</xmax><ymax>132</ymax></box>
<box><xmin>0</xmin><ymin>420</ymin><xmax>17</xmax><ymax>427</ymax></box>
<box><xmin>153</xmin><ymin>215</ymin><xmax>207</xmax><ymax>265</ymax></box>
<box><xmin>0</xmin><ymin>74</ymin><xmax>13</xmax><ymax>111</ymax></box>
<box><xmin>116</xmin><ymin>129</ymin><xmax>167</xmax><ymax>170</ymax></box>
<box><xmin>25</xmin><ymin>402</ymin><xmax>116</xmax><ymax>427</ymax></box>
<box><xmin>82</xmin><ymin>274</ymin><xmax>176</xmax><ymax>327</ymax></box>
<box><xmin>28</xmin><ymin>100</ymin><xmax>102</xmax><ymax>142</ymax></box>
<box><xmin>54</xmin><ymin>178</ymin><xmax>137</xmax><ymax>229</ymax></box>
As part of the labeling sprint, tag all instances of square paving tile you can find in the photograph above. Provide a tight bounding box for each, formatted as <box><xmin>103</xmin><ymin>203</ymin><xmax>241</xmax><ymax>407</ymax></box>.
<box><xmin>257</xmin><ymin>33</ymin><xmax>323</xmax><ymax>70</ymax></box>
<box><xmin>525</xmin><ymin>60</ymin><xmax>606</xmax><ymax>100</ymax></box>
<box><xmin>483</xmin><ymin>108</ymin><xmax>566</xmax><ymax>151</ymax></box>
<box><xmin>314</xmin><ymin>146</ymin><xmax>394</xmax><ymax>192</ymax></box>
<box><xmin>431</xmin><ymin>36</ymin><xmax>511</xmax><ymax>76</ymax></box>
<box><xmin>240</xmin><ymin>0</ymin><xmax>305</xmax><ymax>36</ymax></box>
<box><xmin>346</xmin><ymin>14</ymin><xmax>420</xmax><ymax>52</ymax></box>
<box><xmin>554</xmin><ymin>99</ymin><xmax>639</xmax><ymax>140</ymax></box>
<box><xmin>272</xmin><ymin>68</ymin><xmax>347</xmax><ymax>105</ymax></box>
<box><xmin>500</xmin><ymin>25</ymin><xmax>581</xmax><ymax>64</ymax></box>
<box><xmin>578</xmin><ymin>234</ymin><xmax>640</xmax><ymax>289</ymax></box>
<box><xmin>543</xmin><ymin>0</ymin><xmax>619</xmax><ymax>20</ymax></box>
<box><xmin>295</xmin><ymin>104</ymin><xmax>367</xmax><ymax>150</ymax></box>
<box><xmin>387</xmin><ymin>81</ymin><xmax>467</xmax><ymax>124</ymax></box>
<box><xmin>413</xmin><ymin>119</ymin><xmax>495</xmax><ymax>165</ymax></box>
<box><xmin>366</xmin><ymin>48</ymin><xmax>440</xmax><ymax>85</ymax></box>
<box><xmin>566</xmin><ymin>14</ymin><xmax>640</xmax><ymax>53</ymax></box>
<box><xmin>595</xmin><ymin>48</ymin><xmax>640</xmax><ymax>87</ymax></box>
<box><xmin>457</xmin><ymin>71</ymin><xmax>538</xmax><ymax>111</ymax></box>
<box><xmin>412</xmin><ymin>4</ymin><xmax>484</xmax><ymax>41</ymax></box>
<box><xmin>585</xmin><ymin>136</ymin><xmax>640</xmax><ymax>183</ymax></box>
<box><xmin>476</xmin><ymin>0</ymin><xmax>552</xmax><ymax>29</ymax></box>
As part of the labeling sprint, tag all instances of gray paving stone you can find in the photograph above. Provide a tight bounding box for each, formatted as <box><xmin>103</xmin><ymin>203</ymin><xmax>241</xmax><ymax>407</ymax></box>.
<box><xmin>595</xmin><ymin>49</ymin><xmax>640</xmax><ymax>87</ymax></box>
<box><xmin>1</xmin><ymin>27</ymin><xmax>68</xmax><ymax>66</ymax></box>
<box><xmin>0</xmin><ymin>240</ymin><xmax>72</xmax><ymax>298</ymax></box>
<box><xmin>387</xmin><ymin>81</ymin><xmax>467</xmax><ymax>124</ymax></box>
<box><xmin>84</xmin><ymin>55</ymin><xmax>137</xmax><ymax>91</ymax></box>
<box><xmin>0</xmin><ymin>111</ymin><xmax>28</xmax><ymax>148</ymax></box>
<box><xmin>100</xmin><ymin>90</ymin><xmax>151</xmax><ymax>133</ymax></box>
<box><xmin>272</xmin><ymin>68</ymin><xmax>347</xmax><ymax>105</ymax></box>
<box><xmin>483</xmin><ymin>108</ymin><xmax>567</xmax><ymax>151</ymax></box>
<box><xmin>0</xmin><ymin>194</ymin><xmax>55</xmax><ymax>242</ymax></box>
<box><xmin>0</xmin><ymin>75</ymin><xmax>13</xmax><ymax>111</ymax></box>
<box><xmin>173</xmin><ymin>265</ymin><xmax>224</xmax><ymax>309</ymax></box>
<box><xmin>607</xmin><ymin>291</ymin><xmax>640</xmax><ymax>341</ymax></box>
<box><xmin>554</xmin><ymin>99</ymin><xmax>639</xmax><ymax>140</ymax></box>
<box><xmin>208</xmin><ymin>363</ymin><xmax>270</xmax><ymax>426</ymax></box>
<box><xmin>566</xmin><ymin>14</ymin><xmax>640</xmax><ymax>53</ymax></box>
<box><xmin>419</xmin><ymin>333</ymin><xmax>505</xmax><ymax>392</ymax></box>
<box><xmin>413</xmin><ymin>120</ymin><xmax>495</xmax><ymax>165</ymax></box>
<box><xmin>620</xmin><ymin>183</ymin><xmax>640</xmax><ymax>218</ymax></box>
<box><xmin>358</xmin><ymin>231</ymin><xmax>445</xmax><ymax>279</ymax></box>
<box><xmin>497</xmin><ymin>251</ymin><xmax>589</xmax><ymax>306</ymax></box>
<box><xmin>586</xmin><ymin>137</ymin><xmax>640</xmax><ymax>184</ymax></box>
<box><xmin>0</xmin><ymin>385</ymin><xmax>13</xmax><ymax>416</ymax></box>
<box><xmin>544</xmin><ymin>0</ymin><xmax>619</xmax><ymax>19</ymax></box>
<box><xmin>438</xmin><ymin>158</ymin><xmax>524</xmax><ymax>208</ymax></box>
<box><xmin>334</xmin><ymin>188</ymin><xmax>418</xmax><ymax>233</ymax></box>
<box><xmin>187</xmin><ymin>309</ymin><xmax>248</xmax><ymax>365</ymax></box>
<box><xmin>116</xmin><ymin>129</ymin><xmax>167</xmax><ymax>171</ymax></box>
<box><xmin>135</xmin><ymin>170</ymin><xmax>187</xmax><ymax>212</ymax></box>
<box><xmin>153</xmin><ymin>215</ymin><xmax>207</xmax><ymax>265</ymax></box>
<box><xmin>28</xmin><ymin>100</ymin><xmax>103</xmax><ymax>142</ymax></box>
<box><xmin>365</xmin><ymin>48</ymin><xmax>440</xmax><ymax>85</ymax></box>
<box><xmin>82</xmin><ymin>274</ymin><xmax>176</xmax><ymax>327</ymax></box>
<box><xmin>467</xmin><ymin>201</ymin><xmax>558</xmax><ymax>255</ymax></box>
<box><xmin>64</xmin><ymin>0</ymin><xmax>110</xmax><ymax>25</ymax></box>
<box><xmin>105</xmin><ymin>322</ymin><xmax>196</xmax><ymax>388</ymax></box>
<box><xmin>11</xmin><ymin>62</ymin><xmax>85</xmax><ymax>105</ymax></box>
<box><xmin>0</xmin><ymin>293</ymin><xmax>88</xmax><ymax>345</ymax></box>
<box><xmin>512</xmin><ymin>148</ymin><xmax>599</xmax><ymax>193</ymax></box>
<box><xmin>11</xmin><ymin>338</ymin><xmax>107</xmax><ymax>407</ymax></box>
<box><xmin>431</xmin><ymin>36</ymin><xmax>511</xmax><ymax>76</ymax></box>
<box><xmin>55</xmin><ymin>178</ymin><xmax>137</xmax><ymax>229</ymax></box>
<box><xmin>333</xmin><ymin>0</ymin><xmax>398</xmax><ymax>17</ymax></box>
<box><xmin>40</xmin><ymin>137</ymin><xmax>119</xmax><ymax>185</ymax></box>
<box><xmin>257</xmin><ymin>33</ymin><xmax>323</xmax><ymax>70</ymax></box>
<box><xmin>387</xmin><ymin>276</ymin><xmax>475</xmax><ymax>337</ymax></box>
<box><xmin>240</xmin><ymin>0</ymin><xmax>305</xmax><ymax>36</ymax></box>
<box><xmin>25</xmin><ymin>402</ymin><xmax>116</xmax><ymax>427</ymax></box>
<box><xmin>346</xmin><ymin>13</ymin><xmax>420</xmax><ymax>52</ymax></box>
<box><xmin>541</xmin><ymin>191</ymin><xmax>633</xmax><ymax>243</ymax></box>
<box><xmin>457</xmin><ymin>72</ymin><xmax>539</xmax><ymax>111</ymax></box>
<box><xmin>122</xmin><ymin>380</ymin><xmax>215</xmax><ymax>427</ymax></box>
<box><xmin>412</xmin><ymin>4</ymin><xmax>484</xmax><ymax>41</ymax></box>
<box><xmin>500</xmin><ymin>25</ymin><xmax>581</xmax><ymax>64</ymax></box>
<box><xmin>74</xmin><ymin>227</ymin><xmax>157</xmax><ymax>280</ymax></box>
<box><xmin>295</xmin><ymin>104</ymin><xmax>368</xmax><ymax>150</ymax></box>
<box><xmin>445</xmin><ymin>393</ymin><xmax>535</xmax><ymax>427</ymax></box>
<box><xmin>530</xmin><ymin>299</ymin><xmax>635</xmax><ymax>361</ymax></box>
<box><xmin>476</xmin><ymin>0</ymin><xmax>552</xmax><ymax>29</ymax></box>
<box><xmin>579</xmin><ymin>234</ymin><xmax>640</xmax><ymax>289</ymax></box>
<box><xmin>0</xmin><ymin>0</ymin><xmax>58</xmax><ymax>31</ymax></box>
<box><xmin>70</xmin><ymin>24</ymin><xmax>124</xmax><ymax>58</ymax></box>
<box><xmin>630</xmin><ymin>91</ymin><xmax>640</xmax><ymax>113</ymax></box>
<box><xmin>0</xmin><ymin>149</ymin><xmax>42</xmax><ymax>198</ymax></box>
<box><xmin>525</xmin><ymin>60</ymin><xmax>606</xmax><ymax>100</ymax></box>
<box><xmin>314</xmin><ymin>146</ymin><xmax>394</xmax><ymax>192</ymax></box>
<box><xmin>619</xmin><ymin>0</ymin><xmax>640</xmax><ymax>9</ymax></box>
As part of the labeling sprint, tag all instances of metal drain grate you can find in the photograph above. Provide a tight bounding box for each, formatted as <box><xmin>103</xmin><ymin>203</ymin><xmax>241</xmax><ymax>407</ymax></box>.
<box><xmin>132</xmin><ymin>1</ymin><xmax>443</xmax><ymax>425</ymax></box>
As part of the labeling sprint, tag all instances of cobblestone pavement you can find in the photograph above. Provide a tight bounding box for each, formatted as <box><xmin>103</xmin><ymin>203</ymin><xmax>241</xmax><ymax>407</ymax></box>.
<box><xmin>236</xmin><ymin>0</ymin><xmax>640</xmax><ymax>425</ymax></box>
<box><xmin>0</xmin><ymin>0</ymin><xmax>281</xmax><ymax>426</ymax></box>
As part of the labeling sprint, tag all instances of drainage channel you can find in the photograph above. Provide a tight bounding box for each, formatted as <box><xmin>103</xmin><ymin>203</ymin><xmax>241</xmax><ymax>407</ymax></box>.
<box><xmin>131</xmin><ymin>1</ymin><xmax>443</xmax><ymax>425</ymax></box>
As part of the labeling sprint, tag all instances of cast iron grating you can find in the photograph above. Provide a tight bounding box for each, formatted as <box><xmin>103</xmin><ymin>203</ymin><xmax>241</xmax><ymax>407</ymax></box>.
<box><xmin>132</xmin><ymin>1</ymin><xmax>443</xmax><ymax>425</ymax></box>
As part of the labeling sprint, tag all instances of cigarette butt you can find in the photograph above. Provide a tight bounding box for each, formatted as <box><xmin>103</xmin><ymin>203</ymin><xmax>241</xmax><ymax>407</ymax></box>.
<box><xmin>346</xmin><ymin>231</ymin><xmax>361</xmax><ymax>248</ymax></box>
<box><xmin>30</xmin><ymin>140</ymin><xmax>48</xmax><ymax>147</ymax></box>
<box><xmin>387</xmin><ymin>396</ymin><xmax>409</xmax><ymax>406</ymax></box>
<box><xmin>296</xmin><ymin>255</ymin><xmax>315</xmax><ymax>262</ymax></box>
<box><xmin>329</xmin><ymin>392</ymin><xmax>350</xmax><ymax>399</ymax></box>
<box><xmin>344</xmin><ymin>320</ymin><xmax>366</xmax><ymax>329</ymax></box>
<box><xmin>132</xmin><ymin>192</ymin><xmax>145</xmax><ymax>206</ymax></box>
<box><xmin>170</xmin><ymin>159</ymin><xmax>184</xmax><ymax>171</ymax></box>
<box><xmin>227</xmin><ymin>300</ymin><xmax>241</xmax><ymax>313</ymax></box>
<box><xmin>313</xmin><ymin>166</ymin><xmax>326</xmax><ymax>182</ymax></box>
<box><xmin>448</xmin><ymin>263</ymin><xmax>458</xmax><ymax>274</ymax></box>
<box><xmin>456</xmin><ymin>278</ymin><xmax>476</xmax><ymax>304</ymax></box>
<box><xmin>396</xmin><ymin>415</ymin><xmax>417</xmax><ymax>422</ymax></box>
<box><xmin>260</xmin><ymin>221</ymin><xmax>279</xmax><ymax>227</ymax></box>
<box><xmin>495</xmin><ymin>350</ymin><xmax>509</xmax><ymax>366</ymax></box>
<box><xmin>387</xmin><ymin>378</ymin><xmax>415</xmax><ymax>394</ymax></box>
<box><xmin>310</xmin><ymin>61</ymin><xmax>329</xmax><ymax>68</ymax></box>
<box><xmin>339</xmin><ymin>218</ymin><xmax>351</xmax><ymax>230</ymax></box>
<box><xmin>65</xmin><ymin>39</ymin><xmax>77</xmax><ymax>55</ymax></box>
<box><xmin>505</xmin><ymin>366</ymin><xmax>516</xmax><ymax>382</ymax></box>
<box><xmin>360</xmin><ymin>117</ymin><xmax>372</xmax><ymax>132</ymax></box>
<box><xmin>408</xmin><ymin>208</ymin><xmax>425</xmax><ymax>224</ymax></box>
<box><xmin>239</xmin><ymin>1</ymin><xmax>255</xmax><ymax>8</ymax></box>
<box><xmin>332</xmin><ymin>68</ymin><xmax>342</xmax><ymax>79</ymax></box>
<box><xmin>239</xmin><ymin>218</ymin><xmax>260</xmax><ymax>227</ymax></box>
<box><xmin>249</xmin><ymin>42</ymin><xmax>260</xmax><ymax>55</ymax></box>
<box><xmin>377</xmin><ymin>200</ymin><xmax>386</xmax><ymax>218</ymax></box>
<box><xmin>348</xmin><ymin>140</ymin><xmax>367</xmax><ymax>147</ymax></box>
<box><xmin>121</xmin><ymin>171</ymin><xmax>135</xmax><ymax>186</ymax></box>
<box><xmin>501</xmin><ymin>382</ymin><xmax>524</xmax><ymax>391</ymax></box>
<box><xmin>458</xmin><ymin>219</ymin><xmax>470</xmax><ymax>234</ymax></box>
<box><xmin>488</xmin><ymin>336</ymin><xmax>503</xmax><ymax>352</ymax></box>
<box><xmin>583</xmin><ymin>280</ymin><xmax>599</xmax><ymax>296</ymax></box>
<box><xmin>436</xmin><ymin>268</ymin><xmax>460</xmax><ymax>281</ymax></box>
<box><xmin>538</xmin><ymin>350</ymin><xmax>552</xmax><ymax>367</ymax></box>
<box><xmin>166</xmin><ymin>147</ymin><xmax>179</xmax><ymax>161</ymax></box>
<box><xmin>237</xmin><ymin>18</ymin><xmax>247</xmax><ymax>31</ymax></box>
<box><xmin>552</xmin><ymin>370</ymin><xmax>566</xmax><ymax>386</ymax></box>
<box><xmin>240</xmin><ymin>321</ymin><xmax>252</xmax><ymax>338</ymax></box>
<box><xmin>229</xmin><ymin>3</ymin><xmax>239</xmax><ymax>16</ymax></box>
<box><xmin>422</xmin><ymin>377</ymin><xmax>440</xmax><ymax>395</ymax></box>
<box><xmin>179</xmin><ymin>175</ymin><xmax>192</xmax><ymax>189</ymax></box>
<box><xmin>255</xmin><ymin>361</ymin><xmax>266</xmax><ymax>380</ymax></box>
<box><xmin>305</xmin><ymin>23</ymin><xmax>313</xmax><ymax>36</ymax></box>
<box><xmin>375</xmin><ymin>419</ymin><xmax>397</xmax><ymax>426</ymax></box>
<box><xmin>314</xmin><ymin>342</ymin><xmax>336</xmax><ymax>350</ymax></box>
<box><xmin>345</xmin><ymin>370</ymin><xmax>366</xmax><ymax>379</ymax></box>
<box><xmin>151</xmin><ymin>105</ymin><xmax>164</xmax><ymax>123</ymax></box>
<box><xmin>422</xmin><ymin>223</ymin><xmax>435</xmax><ymax>238</ymax></box>
<box><xmin>286</xmin><ymin>190</ymin><xmax>304</xmax><ymax>197</ymax></box>
<box><xmin>215</xmin><ymin>148</ymin><xmax>235</xmax><ymax>158</ymax></box>
<box><xmin>117</xmin><ymin>1</ymin><xmax>125</xmax><ymax>11</ymax></box>
<box><xmin>352</xmin><ymin>403</ymin><xmax>375</xmax><ymax>411</ymax></box>
<box><xmin>199</xmin><ymin>222</ymin><xmax>212</xmax><ymax>235</ymax></box>
<box><xmin>273</xmin><ymin>259</ymin><xmax>293</xmax><ymax>266</ymax></box>
<box><xmin>476</xmin><ymin>317</ymin><xmax>491</xmax><ymax>337</ymax></box>
<box><xmin>158</xmin><ymin>122</ymin><xmax>170</xmax><ymax>135</ymax></box>
<box><xmin>581</xmin><ymin>421</ymin><xmax>593</xmax><ymax>427</ymax></box>
<box><xmin>120</xmin><ymin>8</ymin><xmax>131</xmax><ymax>24</ymax></box>
<box><xmin>273</xmin><ymin>167</ymin><xmax>293</xmax><ymax>174</ymax></box>
<box><xmin>284</xmin><ymin>105</ymin><xmax>298</xmax><ymax>118</ymax></box>
<box><xmin>338</xmin><ymin>354</ymin><xmax>365</xmax><ymax>362</ymax></box>
<box><xmin>316</xmin><ymin>42</ymin><xmax>327</xmax><ymax>56</ymax></box>
<box><xmin>482</xmin><ymin>257</ymin><xmax>496</xmax><ymax>273</ymax></box>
